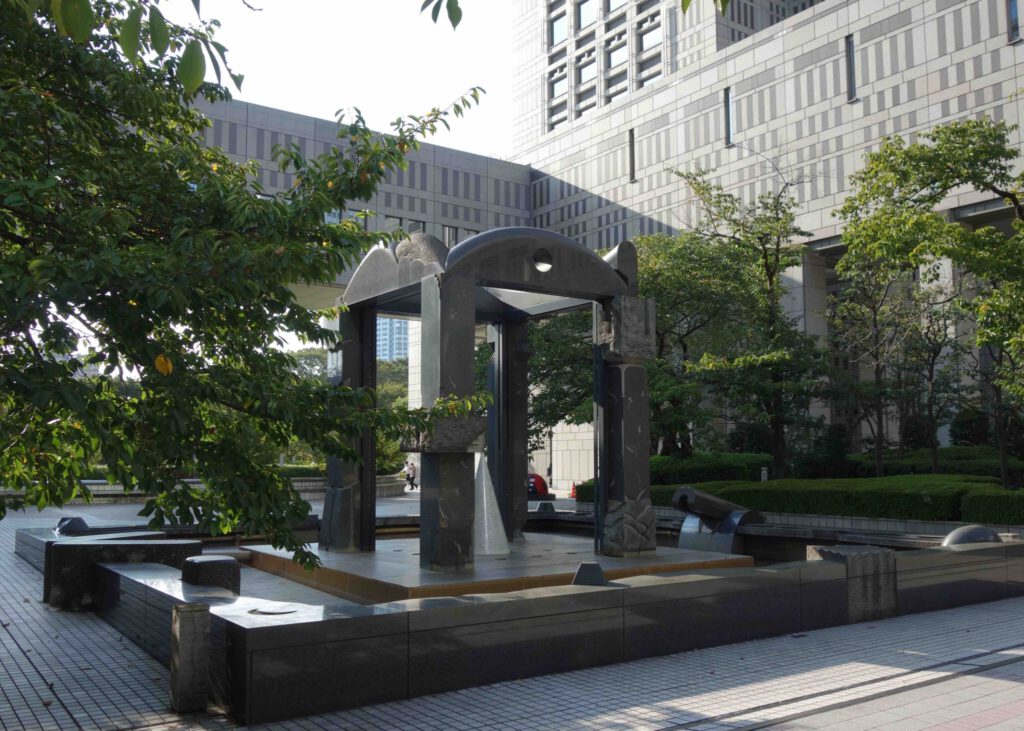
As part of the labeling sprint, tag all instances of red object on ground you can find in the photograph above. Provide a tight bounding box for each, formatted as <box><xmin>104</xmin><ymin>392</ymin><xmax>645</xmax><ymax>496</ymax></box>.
<box><xmin>570</xmin><ymin>482</ymin><xmax>576</xmax><ymax>499</ymax></box>
<box><xmin>527</xmin><ymin>473</ymin><xmax>549</xmax><ymax>498</ymax></box>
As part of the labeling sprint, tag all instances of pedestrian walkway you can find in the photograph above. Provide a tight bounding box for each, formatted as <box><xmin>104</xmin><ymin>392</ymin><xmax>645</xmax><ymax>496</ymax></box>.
<box><xmin>2</xmin><ymin>506</ymin><xmax>1023</xmax><ymax>730</ymax></box>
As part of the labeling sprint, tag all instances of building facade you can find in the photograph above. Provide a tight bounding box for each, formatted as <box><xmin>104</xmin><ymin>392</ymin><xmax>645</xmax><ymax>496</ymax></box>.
<box><xmin>198</xmin><ymin>0</ymin><xmax>1024</xmax><ymax>490</ymax></box>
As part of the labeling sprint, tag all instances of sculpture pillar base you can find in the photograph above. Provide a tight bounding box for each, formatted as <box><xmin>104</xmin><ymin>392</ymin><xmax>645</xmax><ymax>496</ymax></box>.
<box><xmin>420</xmin><ymin>453</ymin><xmax>475</xmax><ymax>572</ymax></box>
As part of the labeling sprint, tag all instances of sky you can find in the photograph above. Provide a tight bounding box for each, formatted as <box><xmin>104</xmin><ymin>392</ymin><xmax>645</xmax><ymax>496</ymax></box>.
<box><xmin>164</xmin><ymin>0</ymin><xmax>516</xmax><ymax>159</ymax></box>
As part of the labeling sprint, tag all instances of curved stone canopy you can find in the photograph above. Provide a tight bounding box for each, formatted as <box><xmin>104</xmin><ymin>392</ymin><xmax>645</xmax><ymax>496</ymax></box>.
<box><xmin>343</xmin><ymin>226</ymin><xmax>636</xmax><ymax>319</ymax></box>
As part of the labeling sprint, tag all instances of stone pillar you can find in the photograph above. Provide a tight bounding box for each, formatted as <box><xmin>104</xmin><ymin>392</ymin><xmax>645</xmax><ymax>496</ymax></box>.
<box><xmin>808</xmin><ymin>545</ymin><xmax>897</xmax><ymax>623</ymax></box>
<box><xmin>487</xmin><ymin>321</ymin><xmax>530</xmax><ymax>542</ymax></box>
<box><xmin>419</xmin><ymin>273</ymin><xmax>479</xmax><ymax>571</ymax></box>
<box><xmin>170</xmin><ymin>603</ymin><xmax>210</xmax><ymax>713</ymax></box>
<box><xmin>319</xmin><ymin>307</ymin><xmax>377</xmax><ymax>552</ymax></box>
<box><xmin>594</xmin><ymin>295</ymin><xmax>657</xmax><ymax>556</ymax></box>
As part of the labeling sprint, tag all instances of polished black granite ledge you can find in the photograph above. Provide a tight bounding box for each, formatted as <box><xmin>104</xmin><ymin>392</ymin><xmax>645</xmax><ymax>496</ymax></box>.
<box><xmin>89</xmin><ymin>540</ymin><xmax>1024</xmax><ymax>725</ymax></box>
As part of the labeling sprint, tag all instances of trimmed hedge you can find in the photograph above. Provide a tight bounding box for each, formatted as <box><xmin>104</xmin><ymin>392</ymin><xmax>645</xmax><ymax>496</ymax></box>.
<box><xmin>847</xmin><ymin>447</ymin><xmax>1024</xmax><ymax>485</ymax></box>
<box><xmin>576</xmin><ymin>474</ymin><xmax>1004</xmax><ymax>522</ymax></box>
<box><xmin>649</xmin><ymin>453</ymin><xmax>771</xmax><ymax>484</ymax></box>
<box><xmin>961</xmin><ymin>489</ymin><xmax>1024</xmax><ymax>525</ymax></box>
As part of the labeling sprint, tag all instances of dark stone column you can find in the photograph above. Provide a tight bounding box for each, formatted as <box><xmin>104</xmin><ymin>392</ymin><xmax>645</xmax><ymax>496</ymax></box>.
<box><xmin>419</xmin><ymin>274</ymin><xmax>477</xmax><ymax>571</ymax></box>
<box><xmin>487</xmin><ymin>322</ymin><xmax>530</xmax><ymax>542</ymax></box>
<box><xmin>594</xmin><ymin>295</ymin><xmax>657</xmax><ymax>557</ymax></box>
<box><xmin>319</xmin><ymin>307</ymin><xmax>377</xmax><ymax>552</ymax></box>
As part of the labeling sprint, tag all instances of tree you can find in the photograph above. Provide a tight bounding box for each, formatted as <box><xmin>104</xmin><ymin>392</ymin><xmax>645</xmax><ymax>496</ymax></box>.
<box><xmin>633</xmin><ymin>232</ymin><xmax>753</xmax><ymax>455</ymax></box>
<box><xmin>837</xmin><ymin>118</ymin><xmax>1024</xmax><ymax>483</ymax></box>
<box><xmin>829</xmin><ymin>211</ymin><xmax>958</xmax><ymax>475</ymax></box>
<box><xmin>1</xmin><ymin>1</ymin><xmax>483</xmax><ymax>565</ymax></box>
<box><xmin>527</xmin><ymin>309</ymin><xmax>593</xmax><ymax>452</ymax></box>
<box><xmin>680</xmin><ymin>170</ymin><xmax>826</xmax><ymax>478</ymax></box>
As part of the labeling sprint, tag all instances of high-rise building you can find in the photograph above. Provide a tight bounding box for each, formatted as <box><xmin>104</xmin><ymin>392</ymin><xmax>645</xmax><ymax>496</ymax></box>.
<box><xmin>199</xmin><ymin>0</ymin><xmax>1024</xmax><ymax>489</ymax></box>
<box><xmin>376</xmin><ymin>318</ymin><xmax>410</xmax><ymax>362</ymax></box>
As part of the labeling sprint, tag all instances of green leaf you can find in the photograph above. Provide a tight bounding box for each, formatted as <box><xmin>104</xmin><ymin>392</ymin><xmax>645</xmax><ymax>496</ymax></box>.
<box><xmin>150</xmin><ymin>6</ymin><xmax>169</xmax><ymax>57</ymax></box>
<box><xmin>446</xmin><ymin>0</ymin><xmax>461</xmax><ymax>28</ymax></box>
<box><xmin>120</xmin><ymin>6</ymin><xmax>143</xmax><ymax>64</ymax></box>
<box><xmin>420</xmin><ymin>0</ymin><xmax>433</xmax><ymax>10</ymax></box>
<box><xmin>50</xmin><ymin>0</ymin><xmax>65</xmax><ymax>35</ymax></box>
<box><xmin>191</xmin><ymin>0</ymin><xmax>201</xmax><ymax>15</ymax></box>
<box><xmin>431</xmin><ymin>0</ymin><xmax>442</xmax><ymax>23</ymax></box>
<box><xmin>178</xmin><ymin>40</ymin><xmax>205</xmax><ymax>95</ymax></box>
<box><xmin>61</xmin><ymin>0</ymin><xmax>94</xmax><ymax>43</ymax></box>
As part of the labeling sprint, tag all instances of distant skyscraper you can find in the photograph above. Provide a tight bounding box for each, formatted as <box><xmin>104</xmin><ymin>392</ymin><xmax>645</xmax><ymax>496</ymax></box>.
<box><xmin>376</xmin><ymin>317</ymin><xmax>409</xmax><ymax>361</ymax></box>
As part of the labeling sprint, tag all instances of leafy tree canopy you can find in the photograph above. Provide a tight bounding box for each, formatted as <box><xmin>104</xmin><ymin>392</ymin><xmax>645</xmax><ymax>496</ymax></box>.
<box><xmin>1</xmin><ymin>0</ymin><xmax>483</xmax><ymax>565</ymax></box>
<box><xmin>837</xmin><ymin>118</ymin><xmax>1024</xmax><ymax>402</ymax></box>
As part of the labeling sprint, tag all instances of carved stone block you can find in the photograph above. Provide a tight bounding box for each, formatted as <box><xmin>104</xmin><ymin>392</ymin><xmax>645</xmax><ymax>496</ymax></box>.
<box><xmin>596</xmin><ymin>296</ymin><xmax>656</xmax><ymax>362</ymax></box>
<box><xmin>403</xmin><ymin>414</ymin><xmax>487</xmax><ymax>453</ymax></box>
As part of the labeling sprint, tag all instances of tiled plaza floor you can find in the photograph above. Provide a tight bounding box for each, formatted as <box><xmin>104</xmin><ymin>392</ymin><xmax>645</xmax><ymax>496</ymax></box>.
<box><xmin>2</xmin><ymin>506</ymin><xmax>1024</xmax><ymax>730</ymax></box>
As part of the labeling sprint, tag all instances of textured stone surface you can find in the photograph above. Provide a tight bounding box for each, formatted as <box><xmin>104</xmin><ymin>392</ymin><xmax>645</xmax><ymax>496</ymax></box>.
<box><xmin>395</xmin><ymin>232</ymin><xmax>447</xmax><ymax>266</ymax></box>
<box><xmin>602</xmin><ymin>493</ymin><xmax>657</xmax><ymax>556</ymax></box>
<box><xmin>170</xmin><ymin>603</ymin><xmax>210</xmax><ymax>713</ymax></box>
<box><xmin>182</xmin><ymin>556</ymin><xmax>240</xmax><ymax>594</ymax></box>
<box><xmin>809</xmin><ymin>545</ymin><xmax>896</xmax><ymax>623</ymax></box>
<box><xmin>597</xmin><ymin>296</ymin><xmax>656</xmax><ymax>363</ymax></box>
<box><xmin>403</xmin><ymin>414</ymin><xmax>487</xmax><ymax>453</ymax></box>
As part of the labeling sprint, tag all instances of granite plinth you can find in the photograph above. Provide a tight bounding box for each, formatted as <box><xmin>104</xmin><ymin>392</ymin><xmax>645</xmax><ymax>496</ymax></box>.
<box><xmin>245</xmin><ymin>532</ymin><xmax>753</xmax><ymax>603</ymax></box>
<box><xmin>47</xmin><ymin>538</ymin><xmax>201</xmax><ymax>610</ymax></box>
<box><xmin>182</xmin><ymin>555</ymin><xmax>241</xmax><ymax>594</ymax></box>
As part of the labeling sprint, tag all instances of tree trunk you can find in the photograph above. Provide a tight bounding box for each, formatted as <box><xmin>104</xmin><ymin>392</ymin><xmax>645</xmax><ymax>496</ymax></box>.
<box><xmin>771</xmin><ymin>375</ymin><xmax>787</xmax><ymax>479</ymax></box>
<box><xmin>873</xmin><ymin>363</ymin><xmax>885</xmax><ymax>477</ymax></box>
<box><xmin>994</xmin><ymin>387</ymin><xmax>1010</xmax><ymax>488</ymax></box>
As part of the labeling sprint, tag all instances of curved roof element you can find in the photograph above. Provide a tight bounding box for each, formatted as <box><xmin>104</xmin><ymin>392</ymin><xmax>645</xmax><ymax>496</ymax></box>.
<box><xmin>445</xmin><ymin>227</ymin><xmax>628</xmax><ymax>300</ymax></box>
<box><xmin>343</xmin><ymin>233</ymin><xmax>446</xmax><ymax>306</ymax></box>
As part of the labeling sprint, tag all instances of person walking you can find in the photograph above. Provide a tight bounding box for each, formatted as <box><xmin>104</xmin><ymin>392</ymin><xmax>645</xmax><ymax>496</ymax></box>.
<box><xmin>405</xmin><ymin>459</ymin><xmax>418</xmax><ymax>491</ymax></box>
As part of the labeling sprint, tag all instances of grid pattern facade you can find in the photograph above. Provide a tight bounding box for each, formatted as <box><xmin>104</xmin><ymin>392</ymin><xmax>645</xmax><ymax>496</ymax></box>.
<box><xmin>195</xmin><ymin>99</ymin><xmax>533</xmax><ymax>275</ymax></box>
<box><xmin>513</xmin><ymin>0</ymin><xmax>1024</xmax><ymax>257</ymax></box>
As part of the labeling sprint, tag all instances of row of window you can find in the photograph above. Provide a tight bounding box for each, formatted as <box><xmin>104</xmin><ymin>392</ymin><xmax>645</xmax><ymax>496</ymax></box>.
<box><xmin>549</xmin><ymin>0</ymin><xmax>629</xmax><ymax>47</ymax></box>
<box><xmin>548</xmin><ymin>8</ymin><xmax>662</xmax><ymax>129</ymax></box>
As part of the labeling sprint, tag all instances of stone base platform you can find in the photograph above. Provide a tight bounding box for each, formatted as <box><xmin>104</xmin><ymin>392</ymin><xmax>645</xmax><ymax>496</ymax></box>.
<box><xmin>245</xmin><ymin>532</ymin><xmax>752</xmax><ymax>603</ymax></box>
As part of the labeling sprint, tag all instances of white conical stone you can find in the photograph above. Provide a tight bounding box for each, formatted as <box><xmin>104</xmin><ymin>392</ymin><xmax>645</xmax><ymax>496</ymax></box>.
<box><xmin>474</xmin><ymin>453</ymin><xmax>511</xmax><ymax>556</ymax></box>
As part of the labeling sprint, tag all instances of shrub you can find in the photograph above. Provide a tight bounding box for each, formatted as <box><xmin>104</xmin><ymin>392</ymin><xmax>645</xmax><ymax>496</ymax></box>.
<box><xmin>276</xmin><ymin>465</ymin><xmax>325</xmax><ymax>479</ymax></box>
<box><xmin>726</xmin><ymin>423</ymin><xmax>773</xmax><ymax>454</ymax></box>
<box><xmin>961</xmin><ymin>488</ymin><xmax>1024</xmax><ymax>525</ymax></box>
<box><xmin>951</xmin><ymin>408</ymin><xmax>991</xmax><ymax>447</ymax></box>
<box><xmin>577</xmin><ymin>474</ymin><xmax>1000</xmax><ymax>522</ymax></box>
<box><xmin>847</xmin><ymin>446</ymin><xmax>1024</xmax><ymax>485</ymax></box>
<box><xmin>649</xmin><ymin>453</ymin><xmax>771</xmax><ymax>484</ymax></box>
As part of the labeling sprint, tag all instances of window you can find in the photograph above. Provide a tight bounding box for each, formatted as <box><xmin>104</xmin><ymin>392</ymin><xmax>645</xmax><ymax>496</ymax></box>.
<box><xmin>577</xmin><ymin>58</ymin><xmax>597</xmax><ymax>84</ymax></box>
<box><xmin>442</xmin><ymin>225</ymin><xmax>458</xmax><ymax>248</ymax></box>
<box><xmin>628</xmin><ymin>128</ymin><xmax>636</xmax><ymax>182</ymax></box>
<box><xmin>550</xmin><ymin>13</ymin><xmax>568</xmax><ymax>45</ymax></box>
<box><xmin>607</xmin><ymin>42</ymin><xmax>628</xmax><ymax>68</ymax></box>
<box><xmin>551</xmin><ymin>75</ymin><xmax>568</xmax><ymax>98</ymax></box>
<box><xmin>408</xmin><ymin>219</ymin><xmax>425</xmax><ymax>233</ymax></box>
<box><xmin>463</xmin><ymin>229</ymin><xmax>479</xmax><ymax>239</ymax></box>
<box><xmin>1009</xmin><ymin>0</ymin><xmax>1021</xmax><ymax>41</ymax></box>
<box><xmin>324</xmin><ymin>209</ymin><xmax>341</xmax><ymax>225</ymax></box>
<box><xmin>724</xmin><ymin>87</ymin><xmax>733</xmax><ymax>146</ymax></box>
<box><xmin>845</xmin><ymin>34</ymin><xmax>857</xmax><ymax>100</ymax></box>
<box><xmin>639</xmin><ymin>24</ymin><xmax>662</xmax><ymax>52</ymax></box>
<box><xmin>384</xmin><ymin>215</ymin><xmax>402</xmax><ymax>232</ymax></box>
<box><xmin>607</xmin><ymin>0</ymin><xmax>627</xmax><ymax>11</ymax></box>
<box><xmin>577</xmin><ymin>0</ymin><xmax>596</xmax><ymax>28</ymax></box>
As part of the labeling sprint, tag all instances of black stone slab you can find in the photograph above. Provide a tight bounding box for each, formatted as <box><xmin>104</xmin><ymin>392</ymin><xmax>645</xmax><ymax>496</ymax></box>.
<box><xmin>405</xmin><ymin>587</ymin><xmax>625</xmax><ymax>695</ymax></box>
<box><xmin>896</xmin><ymin>544</ymin><xmax>1012</xmax><ymax>615</ymax></box>
<box><xmin>617</xmin><ymin>568</ymin><xmax>803</xmax><ymax>659</ymax></box>
<box><xmin>46</xmin><ymin>539</ymin><xmax>201</xmax><ymax>610</ymax></box>
<box><xmin>15</xmin><ymin>527</ymin><xmax>162</xmax><ymax>573</ymax></box>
